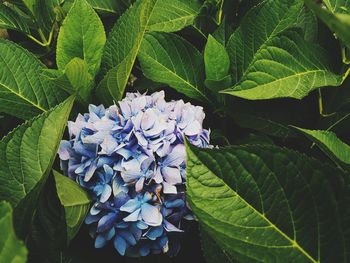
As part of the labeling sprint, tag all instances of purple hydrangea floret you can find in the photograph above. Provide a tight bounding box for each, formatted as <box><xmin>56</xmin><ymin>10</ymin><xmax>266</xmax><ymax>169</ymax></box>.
<box><xmin>58</xmin><ymin>91</ymin><xmax>210</xmax><ymax>257</ymax></box>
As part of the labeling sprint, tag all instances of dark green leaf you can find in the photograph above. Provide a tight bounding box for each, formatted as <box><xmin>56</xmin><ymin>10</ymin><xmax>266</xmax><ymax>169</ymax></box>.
<box><xmin>224</xmin><ymin>0</ymin><xmax>340</xmax><ymax>100</ymax></box>
<box><xmin>0</xmin><ymin>39</ymin><xmax>68</xmax><ymax>120</ymax></box>
<box><xmin>26</xmin><ymin>176</ymin><xmax>67</xmax><ymax>263</ymax></box>
<box><xmin>323</xmin><ymin>0</ymin><xmax>350</xmax><ymax>14</ymax></box>
<box><xmin>147</xmin><ymin>0</ymin><xmax>200</xmax><ymax>32</ymax></box>
<box><xmin>204</xmin><ymin>34</ymin><xmax>230</xmax><ymax>82</ymax></box>
<box><xmin>227</xmin><ymin>0</ymin><xmax>303</xmax><ymax>84</ymax></box>
<box><xmin>57</xmin><ymin>0</ymin><xmax>106</xmax><ymax>76</ymax></box>
<box><xmin>0</xmin><ymin>4</ymin><xmax>30</xmax><ymax>34</ymax></box>
<box><xmin>200</xmin><ymin>228</ymin><xmax>235</xmax><ymax>263</ymax></box>
<box><xmin>21</xmin><ymin>0</ymin><xmax>59</xmax><ymax>36</ymax></box>
<box><xmin>97</xmin><ymin>0</ymin><xmax>158</xmax><ymax>104</ymax></box>
<box><xmin>296</xmin><ymin>6</ymin><xmax>318</xmax><ymax>42</ymax></box>
<box><xmin>294</xmin><ymin>127</ymin><xmax>350</xmax><ymax>166</ymax></box>
<box><xmin>224</xmin><ymin>29</ymin><xmax>342</xmax><ymax>100</ymax></box>
<box><xmin>53</xmin><ymin>171</ymin><xmax>91</xmax><ymax>242</ymax></box>
<box><xmin>0</xmin><ymin>201</ymin><xmax>27</xmax><ymax>263</ymax></box>
<box><xmin>138</xmin><ymin>32</ymin><xmax>209</xmax><ymax>102</ymax></box>
<box><xmin>305</xmin><ymin>0</ymin><xmax>350</xmax><ymax>49</ymax></box>
<box><xmin>43</xmin><ymin>58</ymin><xmax>93</xmax><ymax>104</ymax></box>
<box><xmin>186</xmin><ymin>143</ymin><xmax>350</xmax><ymax>262</ymax></box>
<box><xmin>86</xmin><ymin>0</ymin><xmax>128</xmax><ymax>14</ymax></box>
<box><xmin>0</xmin><ymin>97</ymin><xmax>74</xmax><ymax>238</ymax></box>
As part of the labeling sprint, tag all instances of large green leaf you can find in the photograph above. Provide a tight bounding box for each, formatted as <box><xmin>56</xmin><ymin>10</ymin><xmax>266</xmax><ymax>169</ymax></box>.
<box><xmin>26</xmin><ymin>176</ymin><xmax>68</xmax><ymax>263</ymax></box>
<box><xmin>0</xmin><ymin>4</ymin><xmax>30</xmax><ymax>34</ymax></box>
<box><xmin>224</xmin><ymin>0</ymin><xmax>341</xmax><ymax>100</ymax></box>
<box><xmin>147</xmin><ymin>0</ymin><xmax>201</xmax><ymax>32</ymax></box>
<box><xmin>53</xmin><ymin>171</ymin><xmax>91</xmax><ymax>242</ymax></box>
<box><xmin>223</xmin><ymin>29</ymin><xmax>342</xmax><ymax>100</ymax></box>
<box><xmin>294</xmin><ymin>127</ymin><xmax>350</xmax><ymax>166</ymax></box>
<box><xmin>86</xmin><ymin>0</ymin><xmax>128</xmax><ymax>14</ymax></box>
<box><xmin>42</xmin><ymin>58</ymin><xmax>93</xmax><ymax>104</ymax></box>
<box><xmin>0</xmin><ymin>39</ymin><xmax>68</xmax><ymax>120</ymax></box>
<box><xmin>204</xmin><ymin>35</ymin><xmax>230</xmax><ymax>81</ymax></box>
<box><xmin>204</xmin><ymin>34</ymin><xmax>231</xmax><ymax>91</ymax></box>
<box><xmin>227</xmin><ymin>0</ymin><xmax>303</xmax><ymax>83</ymax></box>
<box><xmin>57</xmin><ymin>0</ymin><xmax>106</xmax><ymax>76</ymax></box>
<box><xmin>305</xmin><ymin>0</ymin><xmax>350</xmax><ymax>49</ymax></box>
<box><xmin>21</xmin><ymin>0</ymin><xmax>59</xmax><ymax>36</ymax></box>
<box><xmin>97</xmin><ymin>0</ymin><xmax>158</xmax><ymax>104</ymax></box>
<box><xmin>195</xmin><ymin>0</ymin><xmax>224</xmax><ymax>34</ymax></box>
<box><xmin>0</xmin><ymin>97</ymin><xmax>74</xmax><ymax>238</ymax></box>
<box><xmin>323</xmin><ymin>0</ymin><xmax>350</xmax><ymax>14</ymax></box>
<box><xmin>296</xmin><ymin>6</ymin><xmax>318</xmax><ymax>42</ymax></box>
<box><xmin>186</xmin><ymin>143</ymin><xmax>350</xmax><ymax>262</ymax></box>
<box><xmin>138</xmin><ymin>32</ymin><xmax>209</xmax><ymax>102</ymax></box>
<box><xmin>0</xmin><ymin>201</ymin><xmax>27</xmax><ymax>263</ymax></box>
<box><xmin>200</xmin><ymin>228</ymin><xmax>235</xmax><ymax>263</ymax></box>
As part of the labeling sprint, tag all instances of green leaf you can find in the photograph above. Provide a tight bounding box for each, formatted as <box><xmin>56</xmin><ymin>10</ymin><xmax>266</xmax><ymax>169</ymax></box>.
<box><xmin>0</xmin><ymin>97</ymin><xmax>75</xmax><ymax>238</ymax></box>
<box><xmin>224</xmin><ymin>0</ymin><xmax>340</xmax><ymax>100</ymax></box>
<box><xmin>204</xmin><ymin>34</ymin><xmax>230</xmax><ymax>82</ymax></box>
<box><xmin>294</xmin><ymin>127</ymin><xmax>350</xmax><ymax>166</ymax></box>
<box><xmin>43</xmin><ymin>58</ymin><xmax>93</xmax><ymax>104</ymax></box>
<box><xmin>147</xmin><ymin>0</ymin><xmax>201</xmax><ymax>32</ymax></box>
<box><xmin>305</xmin><ymin>0</ymin><xmax>350</xmax><ymax>49</ymax></box>
<box><xmin>200</xmin><ymin>228</ymin><xmax>236</xmax><ymax>263</ymax></box>
<box><xmin>296</xmin><ymin>6</ymin><xmax>318</xmax><ymax>42</ymax></box>
<box><xmin>227</xmin><ymin>0</ymin><xmax>303</xmax><ymax>82</ymax></box>
<box><xmin>229</xmin><ymin>110</ymin><xmax>298</xmax><ymax>139</ymax></box>
<box><xmin>57</xmin><ymin>0</ymin><xmax>106</xmax><ymax>76</ymax></box>
<box><xmin>0</xmin><ymin>39</ymin><xmax>68</xmax><ymax>120</ymax></box>
<box><xmin>186</xmin><ymin>143</ymin><xmax>350</xmax><ymax>262</ymax></box>
<box><xmin>195</xmin><ymin>0</ymin><xmax>224</xmax><ymax>34</ymax></box>
<box><xmin>212</xmin><ymin>17</ymin><xmax>234</xmax><ymax>45</ymax></box>
<box><xmin>0</xmin><ymin>4</ymin><xmax>30</xmax><ymax>34</ymax></box>
<box><xmin>97</xmin><ymin>0</ymin><xmax>158</xmax><ymax>104</ymax></box>
<box><xmin>0</xmin><ymin>201</ymin><xmax>27</xmax><ymax>263</ymax></box>
<box><xmin>204</xmin><ymin>75</ymin><xmax>232</xmax><ymax>92</ymax></box>
<box><xmin>323</xmin><ymin>0</ymin><xmax>350</xmax><ymax>14</ymax></box>
<box><xmin>26</xmin><ymin>176</ymin><xmax>68</xmax><ymax>263</ymax></box>
<box><xmin>86</xmin><ymin>0</ymin><xmax>128</xmax><ymax>14</ymax></box>
<box><xmin>53</xmin><ymin>171</ymin><xmax>91</xmax><ymax>242</ymax></box>
<box><xmin>21</xmin><ymin>0</ymin><xmax>60</xmax><ymax>35</ymax></box>
<box><xmin>223</xmin><ymin>29</ymin><xmax>342</xmax><ymax>100</ymax></box>
<box><xmin>138</xmin><ymin>32</ymin><xmax>209</xmax><ymax>102</ymax></box>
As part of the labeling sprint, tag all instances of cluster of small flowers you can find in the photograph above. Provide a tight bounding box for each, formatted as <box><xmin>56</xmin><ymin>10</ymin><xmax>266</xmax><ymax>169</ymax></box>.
<box><xmin>58</xmin><ymin>91</ymin><xmax>210</xmax><ymax>257</ymax></box>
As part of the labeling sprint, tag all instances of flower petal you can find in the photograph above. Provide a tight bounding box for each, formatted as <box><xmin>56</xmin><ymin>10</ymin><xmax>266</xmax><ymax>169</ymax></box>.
<box><xmin>135</xmin><ymin>177</ymin><xmax>145</xmax><ymax>192</ymax></box>
<box><xmin>145</xmin><ymin>226</ymin><xmax>163</xmax><ymax>240</ymax></box>
<box><xmin>95</xmin><ymin>234</ymin><xmax>107</xmax><ymax>248</ymax></box>
<box><xmin>141</xmin><ymin>203</ymin><xmax>163</xmax><ymax>226</ymax></box>
<box><xmin>100</xmin><ymin>184</ymin><xmax>112</xmax><ymax>203</ymax></box>
<box><xmin>163</xmin><ymin>219</ymin><xmax>183</xmax><ymax>232</ymax></box>
<box><xmin>58</xmin><ymin>141</ymin><xmax>72</xmax><ymax>160</ymax></box>
<box><xmin>119</xmin><ymin>230</ymin><xmax>137</xmax><ymax>246</ymax></box>
<box><xmin>97</xmin><ymin>212</ymin><xmax>117</xmax><ymax>233</ymax></box>
<box><xmin>162</xmin><ymin>181</ymin><xmax>177</xmax><ymax>194</ymax></box>
<box><xmin>120</xmin><ymin>199</ymin><xmax>140</xmax><ymax>213</ymax></box>
<box><xmin>162</xmin><ymin>167</ymin><xmax>182</xmax><ymax>185</ymax></box>
<box><xmin>114</xmin><ymin>235</ymin><xmax>127</xmax><ymax>256</ymax></box>
<box><xmin>123</xmin><ymin>208</ymin><xmax>141</xmax><ymax>222</ymax></box>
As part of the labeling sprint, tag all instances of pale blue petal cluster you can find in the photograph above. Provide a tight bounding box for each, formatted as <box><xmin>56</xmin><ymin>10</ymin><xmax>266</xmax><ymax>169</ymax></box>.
<box><xmin>58</xmin><ymin>91</ymin><xmax>210</xmax><ymax>256</ymax></box>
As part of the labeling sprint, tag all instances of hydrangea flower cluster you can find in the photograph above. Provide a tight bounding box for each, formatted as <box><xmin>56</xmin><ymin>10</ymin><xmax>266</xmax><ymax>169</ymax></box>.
<box><xmin>58</xmin><ymin>91</ymin><xmax>210</xmax><ymax>257</ymax></box>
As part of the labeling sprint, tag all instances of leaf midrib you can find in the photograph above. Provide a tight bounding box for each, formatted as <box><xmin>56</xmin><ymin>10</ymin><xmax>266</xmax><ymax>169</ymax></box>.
<box><xmin>0</xmin><ymin>75</ymin><xmax>46</xmax><ymax>112</ymax></box>
<box><xmin>148</xmin><ymin>14</ymin><xmax>195</xmax><ymax>27</ymax></box>
<box><xmin>139</xmin><ymin>50</ymin><xmax>209</xmax><ymax>102</ymax></box>
<box><xmin>189</xmin><ymin>147</ymin><xmax>318</xmax><ymax>263</ymax></box>
<box><xmin>228</xmin><ymin>69</ymin><xmax>336</xmax><ymax>98</ymax></box>
<box><xmin>234</xmin><ymin>1</ymin><xmax>299</xmax><ymax>82</ymax></box>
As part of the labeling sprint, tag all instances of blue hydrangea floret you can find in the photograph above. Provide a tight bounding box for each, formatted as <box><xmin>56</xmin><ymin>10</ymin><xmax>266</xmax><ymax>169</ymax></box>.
<box><xmin>58</xmin><ymin>91</ymin><xmax>210</xmax><ymax>257</ymax></box>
